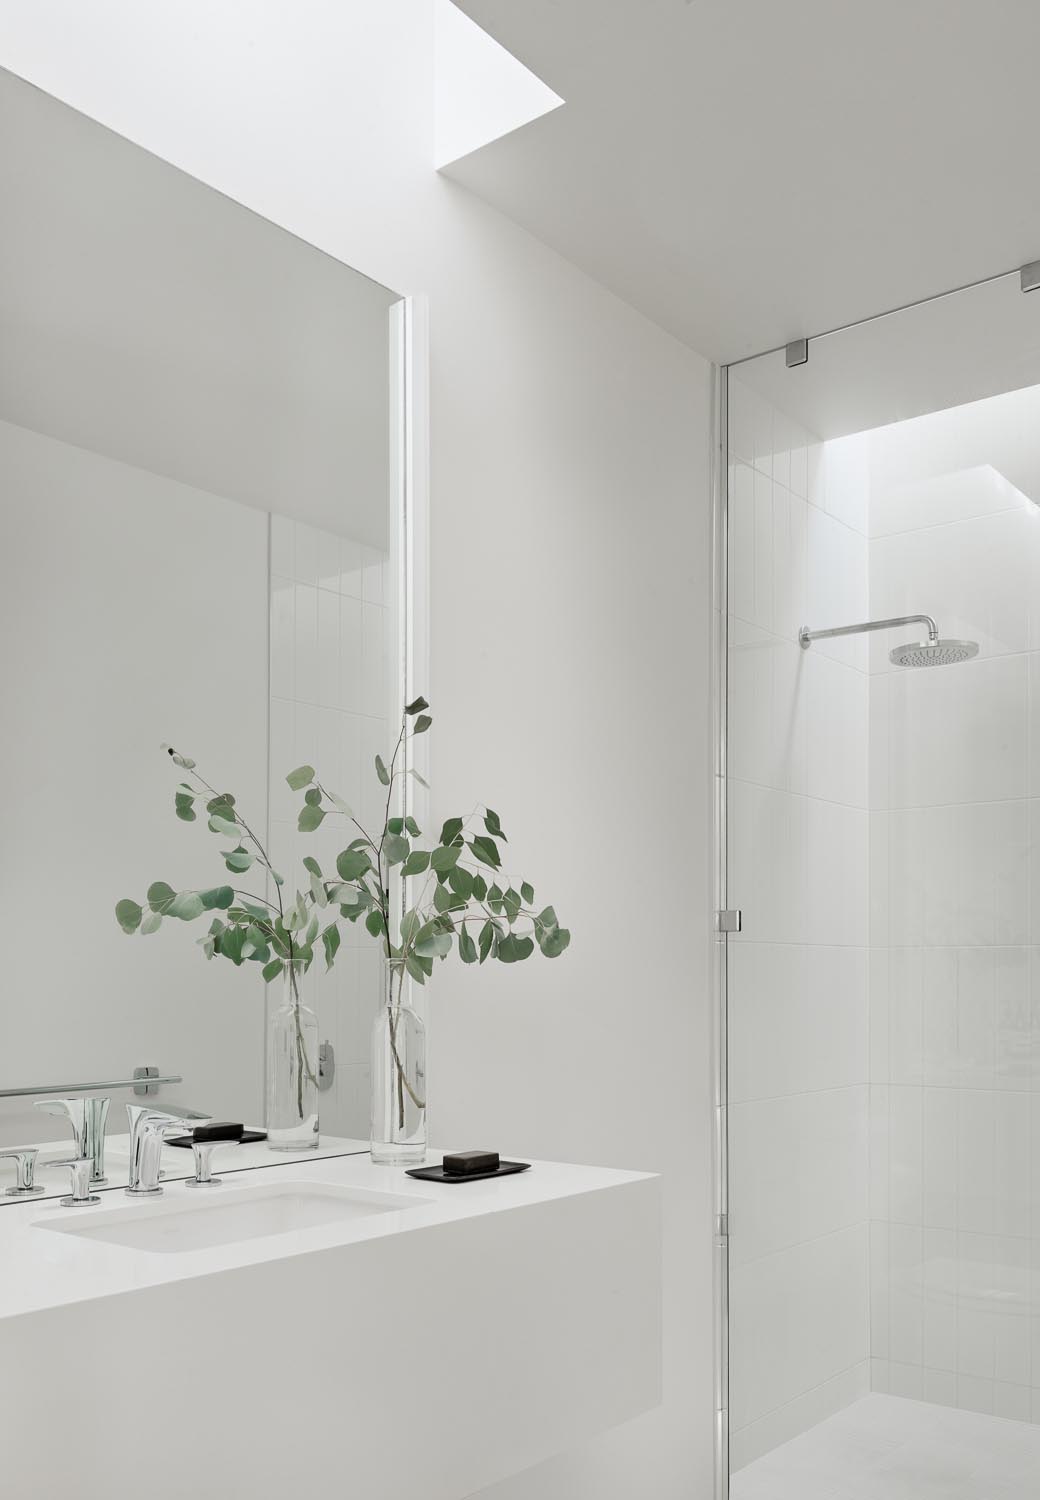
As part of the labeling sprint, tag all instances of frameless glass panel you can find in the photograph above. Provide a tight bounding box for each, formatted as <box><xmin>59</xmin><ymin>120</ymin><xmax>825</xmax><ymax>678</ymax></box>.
<box><xmin>724</xmin><ymin>270</ymin><xmax>1040</xmax><ymax>1496</ymax></box>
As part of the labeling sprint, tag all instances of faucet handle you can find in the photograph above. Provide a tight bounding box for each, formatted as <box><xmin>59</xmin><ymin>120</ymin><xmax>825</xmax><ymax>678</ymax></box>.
<box><xmin>186</xmin><ymin>1140</ymin><xmax>226</xmax><ymax>1187</ymax></box>
<box><xmin>52</xmin><ymin>1157</ymin><xmax>101</xmax><ymax>1207</ymax></box>
<box><xmin>0</xmin><ymin>1147</ymin><xmax>43</xmax><ymax>1197</ymax></box>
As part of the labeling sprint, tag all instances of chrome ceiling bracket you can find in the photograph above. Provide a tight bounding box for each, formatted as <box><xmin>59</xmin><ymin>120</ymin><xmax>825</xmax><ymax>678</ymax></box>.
<box><xmin>1020</xmin><ymin>260</ymin><xmax>1040</xmax><ymax>294</ymax></box>
<box><xmin>785</xmin><ymin>338</ymin><xmax>808</xmax><ymax>368</ymax></box>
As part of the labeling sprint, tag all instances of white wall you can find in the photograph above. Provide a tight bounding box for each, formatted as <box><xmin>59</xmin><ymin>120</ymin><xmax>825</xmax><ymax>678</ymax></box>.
<box><xmin>726</xmin><ymin>380</ymin><xmax>871</xmax><ymax>1466</ymax></box>
<box><xmin>0</xmin><ymin>7</ymin><xmax>715</xmax><ymax>1496</ymax></box>
<box><xmin>868</xmin><ymin>449</ymin><xmax>1040</xmax><ymax>1424</ymax></box>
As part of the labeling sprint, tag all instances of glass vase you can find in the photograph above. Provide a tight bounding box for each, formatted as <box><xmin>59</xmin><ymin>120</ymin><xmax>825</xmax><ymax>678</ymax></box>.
<box><xmin>266</xmin><ymin>966</ymin><xmax>320</xmax><ymax>1151</ymax></box>
<box><xmin>371</xmin><ymin>960</ymin><xmax>426</xmax><ymax>1165</ymax></box>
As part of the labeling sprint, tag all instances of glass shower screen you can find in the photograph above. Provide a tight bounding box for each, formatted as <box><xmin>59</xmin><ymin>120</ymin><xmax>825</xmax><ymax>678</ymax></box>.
<box><xmin>720</xmin><ymin>269</ymin><xmax>1040</xmax><ymax>1499</ymax></box>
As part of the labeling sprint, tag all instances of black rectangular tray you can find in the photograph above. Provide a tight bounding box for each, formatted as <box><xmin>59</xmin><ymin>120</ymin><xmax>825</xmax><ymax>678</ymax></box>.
<box><xmin>406</xmin><ymin>1160</ymin><xmax>531</xmax><ymax>1184</ymax></box>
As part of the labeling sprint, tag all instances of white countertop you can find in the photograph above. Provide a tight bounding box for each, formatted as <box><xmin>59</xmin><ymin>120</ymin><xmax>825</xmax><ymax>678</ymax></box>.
<box><xmin>0</xmin><ymin>1150</ymin><xmax>652</xmax><ymax>1322</ymax></box>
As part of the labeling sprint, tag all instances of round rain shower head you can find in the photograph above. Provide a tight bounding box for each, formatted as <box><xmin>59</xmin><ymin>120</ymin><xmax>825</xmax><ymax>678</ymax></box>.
<box><xmin>889</xmin><ymin>638</ymin><xmax>979</xmax><ymax>669</ymax></box>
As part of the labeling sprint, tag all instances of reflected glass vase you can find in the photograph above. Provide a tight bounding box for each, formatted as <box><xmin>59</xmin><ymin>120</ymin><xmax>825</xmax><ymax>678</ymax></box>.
<box><xmin>371</xmin><ymin>959</ymin><xmax>426</xmax><ymax>1165</ymax></box>
<box><xmin>266</xmin><ymin>965</ymin><xmax>320</xmax><ymax>1151</ymax></box>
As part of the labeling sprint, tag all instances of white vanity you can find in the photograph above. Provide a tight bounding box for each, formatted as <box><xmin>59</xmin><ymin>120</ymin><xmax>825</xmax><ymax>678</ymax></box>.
<box><xmin>0</xmin><ymin>1154</ymin><xmax>660</xmax><ymax>1498</ymax></box>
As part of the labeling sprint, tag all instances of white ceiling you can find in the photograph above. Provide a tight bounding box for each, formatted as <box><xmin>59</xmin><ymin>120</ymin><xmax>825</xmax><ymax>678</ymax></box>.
<box><xmin>450</xmin><ymin>0</ymin><xmax>1040</xmax><ymax>364</ymax></box>
<box><xmin>0</xmin><ymin>69</ymin><xmax>398</xmax><ymax>544</ymax></box>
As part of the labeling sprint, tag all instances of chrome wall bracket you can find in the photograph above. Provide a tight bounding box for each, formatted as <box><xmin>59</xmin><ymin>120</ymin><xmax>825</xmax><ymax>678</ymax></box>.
<box><xmin>1020</xmin><ymin>259</ymin><xmax>1040</xmax><ymax>294</ymax></box>
<box><xmin>785</xmin><ymin>338</ymin><xmax>808</xmax><ymax>368</ymax></box>
<box><xmin>716</xmin><ymin>909</ymin><xmax>743</xmax><ymax>934</ymax></box>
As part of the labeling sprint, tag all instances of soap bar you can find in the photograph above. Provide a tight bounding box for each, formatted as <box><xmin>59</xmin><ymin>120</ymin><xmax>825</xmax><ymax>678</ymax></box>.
<box><xmin>442</xmin><ymin>1149</ymin><xmax>500</xmax><ymax>1176</ymax></box>
<box><xmin>191</xmin><ymin>1121</ymin><xmax>244</xmax><ymax>1143</ymax></box>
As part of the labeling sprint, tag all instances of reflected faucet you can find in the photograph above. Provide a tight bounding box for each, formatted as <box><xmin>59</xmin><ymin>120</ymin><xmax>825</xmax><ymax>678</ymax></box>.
<box><xmin>125</xmin><ymin>1105</ymin><xmax>211</xmax><ymax>1196</ymax></box>
<box><xmin>34</xmin><ymin>1096</ymin><xmax>110</xmax><ymax>1185</ymax></box>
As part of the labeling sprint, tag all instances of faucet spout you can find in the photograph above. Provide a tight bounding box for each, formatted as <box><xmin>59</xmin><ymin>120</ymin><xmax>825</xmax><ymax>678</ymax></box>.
<box><xmin>34</xmin><ymin>1096</ymin><xmax>110</xmax><ymax>1185</ymax></box>
<box><xmin>125</xmin><ymin>1105</ymin><xmax>211</xmax><ymax>1196</ymax></box>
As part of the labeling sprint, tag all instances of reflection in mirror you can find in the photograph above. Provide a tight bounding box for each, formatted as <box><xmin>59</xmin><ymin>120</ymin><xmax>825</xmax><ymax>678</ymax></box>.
<box><xmin>0</xmin><ymin>69</ymin><xmax>410</xmax><ymax>1199</ymax></box>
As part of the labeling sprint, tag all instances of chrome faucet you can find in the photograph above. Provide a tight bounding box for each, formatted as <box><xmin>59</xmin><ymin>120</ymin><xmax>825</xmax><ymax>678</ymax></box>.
<box><xmin>125</xmin><ymin>1105</ymin><xmax>210</xmax><ymax>1196</ymax></box>
<box><xmin>34</xmin><ymin>1096</ymin><xmax>110</xmax><ymax>1185</ymax></box>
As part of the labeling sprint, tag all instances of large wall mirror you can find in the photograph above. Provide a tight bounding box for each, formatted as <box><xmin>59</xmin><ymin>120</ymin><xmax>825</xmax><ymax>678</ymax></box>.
<box><xmin>0</xmin><ymin>70</ymin><xmax>423</xmax><ymax>1198</ymax></box>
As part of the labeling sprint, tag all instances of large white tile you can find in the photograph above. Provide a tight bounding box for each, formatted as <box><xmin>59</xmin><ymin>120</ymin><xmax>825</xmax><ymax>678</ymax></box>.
<box><xmin>806</xmin><ymin>651</ymin><xmax>869</xmax><ymax>808</ymax></box>
<box><xmin>806</xmin><ymin>504</ymin><xmax>869</xmax><ymax>671</ymax></box>
<box><xmin>729</xmin><ymin>1086</ymin><xmax>868</xmax><ymax>1265</ymax></box>
<box><xmin>729</xmin><ymin>1225</ymin><xmax>868</xmax><ymax>1430</ymax></box>
<box><xmin>728</xmin><ymin>780</ymin><xmax>808</xmax><ymax>945</ymax></box>
<box><xmin>293</xmin><ymin>583</ymin><xmax>319</xmax><ymax>705</ymax></box>
<box><xmin>880</xmin><ymin>653</ymin><xmax>1028</xmax><ymax>808</ymax></box>
<box><xmin>728</xmin><ymin>618</ymin><xmax>808</xmax><ymax>795</ymax></box>
<box><xmin>869</xmin><ymin>463</ymin><xmax>1029</xmax><ymax>540</ymax></box>
<box><xmin>806</xmin><ymin>798</ymin><xmax>868</xmax><ymax>947</ymax></box>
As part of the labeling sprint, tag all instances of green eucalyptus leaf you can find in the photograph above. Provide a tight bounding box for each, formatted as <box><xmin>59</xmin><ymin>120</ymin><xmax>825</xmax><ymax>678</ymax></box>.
<box><xmin>336</xmin><ymin>848</ymin><xmax>372</xmax><ymax>881</ymax></box>
<box><xmin>484</xmin><ymin>809</ymin><xmax>506</xmax><ymax>841</ymax></box>
<box><xmin>405</xmin><ymin>816</ymin><xmax>421</xmax><ymax>837</ymax></box>
<box><xmin>405</xmin><ymin>950</ymin><xmax>427</xmax><ymax>985</ymax></box>
<box><xmin>415</xmin><ymin>929</ymin><xmax>452</xmax><ymax>960</ymax></box>
<box><xmin>384</xmin><ymin>833</ymin><xmax>410</xmax><ymax>865</ymax></box>
<box><xmin>298</xmin><ymin>804</ymin><xmax>326</xmax><ymax>833</ymax></box>
<box><xmin>328</xmin><ymin>790</ymin><xmax>353</xmax><ymax>817</ymax></box>
<box><xmin>366</xmin><ymin>908</ymin><xmax>386</xmax><ymax>939</ymax></box>
<box><xmin>208</xmin><ymin>815</ymin><xmax>240</xmax><ymax>838</ymax></box>
<box><xmin>400</xmin><ymin>909</ymin><xmax>422</xmax><ymax>945</ymax></box>
<box><xmin>439</xmin><ymin>817</ymin><xmax>464</xmax><ymax>847</ymax></box>
<box><xmin>387</xmin><ymin>816</ymin><xmax>404</xmax><ymax>835</ymax></box>
<box><xmin>458</xmin><ymin>927</ymin><xmax>477</xmax><ymax>964</ymax></box>
<box><xmin>174</xmin><ymin>793</ymin><xmax>196</xmax><ymax>822</ymax></box>
<box><xmin>322</xmin><ymin>924</ymin><xmax>341</xmax><ymax>970</ymax></box>
<box><xmin>540</xmin><ymin>926</ymin><xmax>571</xmax><ymax>958</ymax></box>
<box><xmin>200</xmin><ymin>886</ymin><xmax>235</xmax><ymax>911</ymax></box>
<box><xmin>469</xmin><ymin>835</ymin><xmax>501</xmax><ymax>870</ymax></box>
<box><xmin>302</xmin><ymin>856</ymin><xmax>322</xmax><ymax>877</ymax></box>
<box><xmin>431</xmin><ymin>844</ymin><xmax>461</xmax><ymax>875</ymax></box>
<box><xmin>168</xmin><ymin>891</ymin><xmax>204</xmax><ymax>921</ymax></box>
<box><xmin>472</xmin><ymin>873</ymin><xmax>488</xmax><ymax>902</ymax></box>
<box><xmin>223</xmin><ymin>846</ymin><xmax>254</xmax><ymax>874</ymax></box>
<box><xmin>220</xmin><ymin>925</ymin><xmax>246</xmax><ymax>965</ymax></box>
<box><xmin>262</xmin><ymin>958</ymin><xmax>284</xmax><ymax>984</ymax></box>
<box><xmin>310</xmin><ymin>871</ymin><xmax>327</xmax><ymax>908</ymax></box>
<box><xmin>147</xmin><ymin>880</ymin><xmax>176</xmax><ymax>913</ymax></box>
<box><xmin>375</xmin><ymin>754</ymin><xmax>390</xmax><ymax>787</ymax></box>
<box><xmin>139</xmin><ymin>910</ymin><xmax>163</xmax><ymax>936</ymax></box>
<box><xmin>497</xmin><ymin>933</ymin><xmax>534</xmax><ymax>963</ymax></box>
<box><xmin>412</xmin><ymin>714</ymin><xmax>432</xmax><ymax>734</ymax></box>
<box><xmin>503</xmin><ymin>887</ymin><xmax>522</xmax><ymax>924</ymax></box>
<box><xmin>206</xmin><ymin>793</ymin><xmax>236</xmax><ymax>813</ymax></box>
<box><xmin>448</xmin><ymin>865</ymin><xmax>475</xmax><ymax>900</ymax></box>
<box><xmin>304</xmin><ymin>787</ymin><xmax>322</xmax><ymax>807</ymax></box>
<box><xmin>478</xmin><ymin>919</ymin><xmax>495</xmax><ymax>963</ymax></box>
<box><xmin>286</xmin><ymin>765</ymin><xmax>315</xmax><ymax>790</ymax></box>
<box><xmin>405</xmin><ymin>696</ymin><xmax>429</xmax><ymax>715</ymax></box>
<box><xmin>521</xmin><ymin>881</ymin><xmax>535</xmax><ymax>905</ymax></box>
<box><xmin>401</xmin><ymin>850</ymin><xmax>431</xmax><ymax>877</ymax></box>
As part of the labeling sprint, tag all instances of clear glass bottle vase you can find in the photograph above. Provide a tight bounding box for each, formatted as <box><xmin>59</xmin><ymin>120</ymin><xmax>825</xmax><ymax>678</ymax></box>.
<box><xmin>266</xmin><ymin>965</ymin><xmax>320</xmax><ymax>1151</ymax></box>
<box><xmin>371</xmin><ymin>959</ymin><xmax>426</xmax><ymax>1165</ymax></box>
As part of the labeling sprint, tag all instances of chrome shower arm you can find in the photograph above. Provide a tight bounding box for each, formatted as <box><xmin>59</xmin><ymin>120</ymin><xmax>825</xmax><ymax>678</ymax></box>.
<box><xmin>798</xmin><ymin>613</ymin><xmax>939</xmax><ymax>649</ymax></box>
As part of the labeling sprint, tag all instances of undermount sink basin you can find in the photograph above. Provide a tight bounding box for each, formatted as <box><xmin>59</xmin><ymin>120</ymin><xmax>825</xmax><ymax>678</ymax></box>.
<box><xmin>37</xmin><ymin>1181</ymin><xmax>425</xmax><ymax>1254</ymax></box>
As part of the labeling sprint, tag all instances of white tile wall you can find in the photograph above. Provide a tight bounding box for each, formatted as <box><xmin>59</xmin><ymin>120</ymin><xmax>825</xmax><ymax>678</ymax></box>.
<box><xmin>268</xmin><ymin>514</ymin><xmax>394</xmax><ymax>1140</ymax></box>
<box><xmin>727</xmin><ymin>377</ymin><xmax>871</xmax><ymax>1460</ymax></box>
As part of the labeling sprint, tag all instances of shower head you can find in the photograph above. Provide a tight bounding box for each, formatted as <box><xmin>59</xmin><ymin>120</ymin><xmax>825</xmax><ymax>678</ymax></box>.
<box><xmin>799</xmin><ymin>613</ymin><xmax>979</xmax><ymax>669</ymax></box>
<box><xmin>888</xmin><ymin>637</ymin><xmax>979</xmax><ymax>669</ymax></box>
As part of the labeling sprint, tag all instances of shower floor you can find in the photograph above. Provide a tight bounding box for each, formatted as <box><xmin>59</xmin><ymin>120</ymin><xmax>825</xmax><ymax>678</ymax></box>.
<box><xmin>732</xmin><ymin>1394</ymin><xmax>1040</xmax><ymax>1500</ymax></box>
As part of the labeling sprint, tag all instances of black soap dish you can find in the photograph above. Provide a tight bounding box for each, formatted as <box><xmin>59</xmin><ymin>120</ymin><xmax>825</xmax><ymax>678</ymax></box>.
<box><xmin>406</xmin><ymin>1150</ymin><xmax>530</xmax><ymax>1185</ymax></box>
